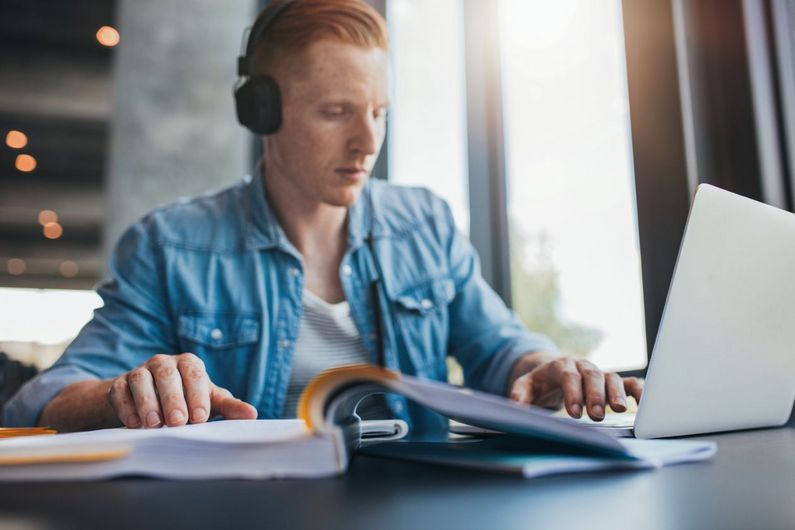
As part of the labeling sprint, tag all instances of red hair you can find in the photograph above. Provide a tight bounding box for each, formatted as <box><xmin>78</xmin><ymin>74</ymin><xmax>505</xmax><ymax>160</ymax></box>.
<box><xmin>253</xmin><ymin>0</ymin><xmax>389</xmax><ymax>74</ymax></box>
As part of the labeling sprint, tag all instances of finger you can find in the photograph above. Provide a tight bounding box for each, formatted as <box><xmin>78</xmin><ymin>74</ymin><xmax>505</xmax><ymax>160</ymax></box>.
<box><xmin>149</xmin><ymin>354</ymin><xmax>189</xmax><ymax>427</ymax></box>
<box><xmin>577</xmin><ymin>360</ymin><xmax>606</xmax><ymax>420</ymax></box>
<box><xmin>605</xmin><ymin>372</ymin><xmax>628</xmax><ymax>413</ymax></box>
<box><xmin>523</xmin><ymin>362</ymin><xmax>564</xmax><ymax>409</ymax></box>
<box><xmin>128</xmin><ymin>366</ymin><xmax>163</xmax><ymax>428</ymax></box>
<box><xmin>624</xmin><ymin>377</ymin><xmax>643</xmax><ymax>404</ymax></box>
<box><xmin>509</xmin><ymin>373</ymin><xmax>534</xmax><ymax>405</ymax></box>
<box><xmin>108</xmin><ymin>376</ymin><xmax>141</xmax><ymax>428</ymax></box>
<box><xmin>177</xmin><ymin>353</ymin><xmax>211</xmax><ymax>424</ymax></box>
<box><xmin>554</xmin><ymin>359</ymin><xmax>583</xmax><ymax>418</ymax></box>
<box><xmin>210</xmin><ymin>385</ymin><xmax>258</xmax><ymax>420</ymax></box>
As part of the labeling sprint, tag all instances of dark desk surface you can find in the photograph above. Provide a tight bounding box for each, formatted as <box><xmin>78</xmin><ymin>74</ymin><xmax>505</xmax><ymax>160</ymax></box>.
<box><xmin>1</xmin><ymin>413</ymin><xmax>793</xmax><ymax>530</ymax></box>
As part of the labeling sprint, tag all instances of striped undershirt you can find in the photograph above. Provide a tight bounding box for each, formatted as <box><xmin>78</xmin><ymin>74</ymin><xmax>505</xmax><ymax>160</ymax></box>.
<box><xmin>281</xmin><ymin>289</ymin><xmax>390</xmax><ymax>419</ymax></box>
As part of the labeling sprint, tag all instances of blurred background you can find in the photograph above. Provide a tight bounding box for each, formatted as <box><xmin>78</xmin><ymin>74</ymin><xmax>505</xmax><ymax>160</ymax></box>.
<box><xmin>1</xmin><ymin>0</ymin><xmax>794</xmax><ymax>385</ymax></box>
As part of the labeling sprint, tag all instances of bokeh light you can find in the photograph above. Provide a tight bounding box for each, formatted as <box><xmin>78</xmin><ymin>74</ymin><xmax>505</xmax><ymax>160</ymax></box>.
<box><xmin>7</xmin><ymin>259</ymin><xmax>26</xmax><ymax>276</ymax></box>
<box><xmin>5</xmin><ymin>130</ymin><xmax>28</xmax><ymax>149</ymax></box>
<box><xmin>96</xmin><ymin>26</ymin><xmax>120</xmax><ymax>47</ymax></box>
<box><xmin>38</xmin><ymin>209</ymin><xmax>58</xmax><ymax>226</ymax></box>
<box><xmin>59</xmin><ymin>261</ymin><xmax>80</xmax><ymax>278</ymax></box>
<box><xmin>15</xmin><ymin>154</ymin><xmax>37</xmax><ymax>172</ymax></box>
<box><xmin>43</xmin><ymin>222</ymin><xmax>63</xmax><ymax>239</ymax></box>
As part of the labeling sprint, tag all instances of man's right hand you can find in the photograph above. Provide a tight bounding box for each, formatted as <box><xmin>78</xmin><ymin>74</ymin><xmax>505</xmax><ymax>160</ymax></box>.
<box><xmin>107</xmin><ymin>353</ymin><xmax>258</xmax><ymax>428</ymax></box>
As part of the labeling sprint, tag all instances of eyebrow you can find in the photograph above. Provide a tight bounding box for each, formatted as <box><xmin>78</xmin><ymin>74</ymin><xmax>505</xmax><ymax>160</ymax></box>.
<box><xmin>317</xmin><ymin>99</ymin><xmax>391</xmax><ymax>109</ymax></box>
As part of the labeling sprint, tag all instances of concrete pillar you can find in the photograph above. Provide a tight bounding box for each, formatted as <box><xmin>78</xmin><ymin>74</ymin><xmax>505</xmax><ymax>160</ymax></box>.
<box><xmin>104</xmin><ymin>0</ymin><xmax>257</xmax><ymax>258</ymax></box>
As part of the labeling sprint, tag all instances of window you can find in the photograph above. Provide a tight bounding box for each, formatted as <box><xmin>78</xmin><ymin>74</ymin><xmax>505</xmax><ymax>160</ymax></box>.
<box><xmin>0</xmin><ymin>288</ymin><xmax>102</xmax><ymax>369</ymax></box>
<box><xmin>387</xmin><ymin>0</ymin><xmax>470</xmax><ymax>233</ymax></box>
<box><xmin>500</xmin><ymin>0</ymin><xmax>647</xmax><ymax>371</ymax></box>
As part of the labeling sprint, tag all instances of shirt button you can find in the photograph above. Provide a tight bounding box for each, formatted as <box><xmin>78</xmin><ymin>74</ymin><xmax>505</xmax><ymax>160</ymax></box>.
<box><xmin>210</xmin><ymin>328</ymin><xmax>223</xmax><ymax>341</ymax></box>
<box><xmin>420</xmin><ymin>298</ymin><xmax>433</xmax><ymax>310</ymax></box>
<box><xmin>279</xmin><ymin>339</ymin><xmax>291</xmax><ymax>349</ymax></box>
<box><xmin>288</xmin><ymin>267</ymin><xmax>300</xmax><ymax>277</ymax></box>
<box><xmin>342</xmin><ymin>264</ymin><xmax>353</xmax><ymax>277</ymax></box>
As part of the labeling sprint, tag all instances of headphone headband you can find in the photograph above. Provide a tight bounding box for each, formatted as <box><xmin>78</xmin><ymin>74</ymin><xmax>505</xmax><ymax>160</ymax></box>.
<box><xmin>238</xmin><ymin>0</ymin><xmax>296</xmax><ymax>77</ymax></box>
<box><xmin>234</xmin><ymin>0</ymin><xmax>296</xmax><ymax>135</ymax></box>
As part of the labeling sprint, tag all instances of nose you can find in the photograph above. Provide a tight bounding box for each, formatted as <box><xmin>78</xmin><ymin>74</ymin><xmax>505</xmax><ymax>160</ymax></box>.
<box><xmin>349</xmin><ymin>112</ymin><xmax>382</xmax><ymax>157</ymax></box>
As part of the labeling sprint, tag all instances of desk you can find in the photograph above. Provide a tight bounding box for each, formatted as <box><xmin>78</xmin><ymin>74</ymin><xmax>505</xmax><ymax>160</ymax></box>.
<box><xmin>0</xmin><ymin>413</ymin><xmax>792</xmax><ymax>530</ymax></box>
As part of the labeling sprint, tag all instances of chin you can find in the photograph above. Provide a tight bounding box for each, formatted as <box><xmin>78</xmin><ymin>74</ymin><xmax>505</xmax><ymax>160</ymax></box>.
<box><xmin>325</xmin><ymin>184</ymin><xmax>365</xmax><ymax>208</ymax></box>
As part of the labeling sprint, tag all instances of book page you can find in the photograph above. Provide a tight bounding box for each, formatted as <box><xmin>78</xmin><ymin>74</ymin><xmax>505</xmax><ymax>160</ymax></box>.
<box><xmin>390</xmin><ymin>376</ymin><xmax>629</xmax><ymax>456</ymax></box>
<box><xmin>0</xmin><ymin>420</ymin><xmax>312</xmax><ymax>457</ymax></box>
<box><xmin>0</xmin><ymin>420</ymin><xmax>344</xmax><ymax>480</ymax></box>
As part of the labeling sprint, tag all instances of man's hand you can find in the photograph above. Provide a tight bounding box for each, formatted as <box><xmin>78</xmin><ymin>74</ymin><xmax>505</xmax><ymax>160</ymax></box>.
<box><xmin>508</xmin><ymin>352</ymin><xmax>643</xmax><ymax>421</ymax></box>
<box><xmin>107</xmin><ymin>353</ymin><xmax>258</xmax><ymax>428</ymax></box>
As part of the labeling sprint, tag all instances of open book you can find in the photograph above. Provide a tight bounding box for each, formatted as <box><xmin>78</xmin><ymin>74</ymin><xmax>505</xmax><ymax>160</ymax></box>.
<box><xmin>0</xmin><ymin>364</ymin><xmax>716</xmax><ymax>480</ymax></box>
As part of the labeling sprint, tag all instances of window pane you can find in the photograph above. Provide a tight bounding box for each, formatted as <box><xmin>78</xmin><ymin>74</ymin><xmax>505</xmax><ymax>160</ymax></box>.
<box><xmin>387</xmin><ymin>0</ymin><xmax>470</xmax><ymax>233</ymax></box>
<box><xmin>500</xmin><ymin>0</ymin><xmax>647</xmax><ymax>371</ymax></box>
<box><xmin>0</xmin><ymin>288</ymin><xmax>102</xmax><ymax>369</ymax></box>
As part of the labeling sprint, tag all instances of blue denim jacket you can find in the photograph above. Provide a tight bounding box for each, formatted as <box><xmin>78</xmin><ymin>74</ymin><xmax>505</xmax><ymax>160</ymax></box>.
<box><xmin>4</xmin><ymin>172</ymin><xmax>556</xmax><ymax>436</ymax></box>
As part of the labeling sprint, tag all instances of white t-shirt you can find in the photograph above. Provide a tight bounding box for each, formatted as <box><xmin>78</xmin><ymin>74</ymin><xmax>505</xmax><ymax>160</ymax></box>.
<box><xmin>281</xmin><ymin>289</ymin><xmax>389</xmax><ymax>419</ymax></box>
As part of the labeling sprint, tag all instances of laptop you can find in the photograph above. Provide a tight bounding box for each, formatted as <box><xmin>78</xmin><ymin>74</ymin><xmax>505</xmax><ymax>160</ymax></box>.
<box><xmin>588</xmin><ymin>184</ymin><xmax>795</xmax><ymax>438</ymax></box>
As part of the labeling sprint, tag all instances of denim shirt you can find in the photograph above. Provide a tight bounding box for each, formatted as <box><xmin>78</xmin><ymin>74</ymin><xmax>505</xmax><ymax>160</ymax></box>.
<box><xmin>4</xmin><ymin>172</ymin><xmax>557</xmax><ymax>436</ymax></box>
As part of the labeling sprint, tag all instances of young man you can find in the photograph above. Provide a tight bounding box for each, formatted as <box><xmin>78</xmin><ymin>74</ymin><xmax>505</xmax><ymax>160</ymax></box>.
<box><xmin>4</xmin><ymin>0</ymin><xmax>641</xmax><ymax>434</ymax></box>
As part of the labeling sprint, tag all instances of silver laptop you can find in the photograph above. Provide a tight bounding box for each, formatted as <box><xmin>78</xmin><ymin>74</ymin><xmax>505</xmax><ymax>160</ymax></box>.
<box><xmin>591</xmin><ymin>184</ymin><xmax>795</xmax><ymax>438</ymax></box>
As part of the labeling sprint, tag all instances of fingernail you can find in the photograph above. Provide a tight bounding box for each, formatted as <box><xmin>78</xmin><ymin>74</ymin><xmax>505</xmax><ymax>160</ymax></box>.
<box><xmin>127</xmin><ymin>414</ymin><xmax>141</xmax><ymax>428</ymax></box>
<box><xmin>192</xmin><ymin>407</ymin><xmax>207</xmax><ymax>422</ymax></box>
<box><xmin>571</xmin><ymin>404</ymin><xmax>582</xmax><ymax>418</ymax></box>
<box><xmin>146</xmin><ymin>411</ymin><xmax>161</xmax><ymax>428</ymax></box>
<box><xmin>169</xmin><ymin>410</ymin><xmax>185</xmax><ymax>425</ymax></box>
<box><xmin>592</xmin><ymin>405</ymin><xmax>604</xmax><ymax>418</ymax></box>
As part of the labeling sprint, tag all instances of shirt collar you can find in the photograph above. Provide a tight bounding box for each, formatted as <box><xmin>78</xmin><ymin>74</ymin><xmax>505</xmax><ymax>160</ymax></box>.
<box><xmin>244</xmin><ymin>161</ymin><xmax>287</xmax><ymax>251</ymax></box>
<box><xmin>346</xmin><ymin>179</ymin><xmax>373</xmax><ymax>251</ymax></box>
<box><xmin>244</xmin><ymin>160</ymin><xmax>376</xmax><ymax>253</ymax></box>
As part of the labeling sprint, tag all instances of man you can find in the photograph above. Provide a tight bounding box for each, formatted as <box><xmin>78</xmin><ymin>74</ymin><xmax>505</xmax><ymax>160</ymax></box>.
<box><xmin>4</xmin><ymin>0</ymin><xmax>641</xmax><ymax>434</ymax></box>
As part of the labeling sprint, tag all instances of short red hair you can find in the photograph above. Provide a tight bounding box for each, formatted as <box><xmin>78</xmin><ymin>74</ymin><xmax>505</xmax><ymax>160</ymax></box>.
<box><xmin>253</xmin><ymin>0</ymin><xmax>389</xmax><ymax>75</ymax></box>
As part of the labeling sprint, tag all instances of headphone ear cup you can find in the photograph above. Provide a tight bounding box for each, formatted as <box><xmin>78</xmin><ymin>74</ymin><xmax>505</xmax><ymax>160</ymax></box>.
<box><xmin>235</xmin><ymin>76</ymin><xmax>283</xmax><ymax>135</ymax></box>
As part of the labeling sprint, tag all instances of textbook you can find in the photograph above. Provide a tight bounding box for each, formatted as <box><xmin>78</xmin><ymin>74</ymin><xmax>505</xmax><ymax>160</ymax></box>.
<box><xmin>0</xmin><ymin>364</ymin><xmax>716</xmax><ymax>480</ymax></box>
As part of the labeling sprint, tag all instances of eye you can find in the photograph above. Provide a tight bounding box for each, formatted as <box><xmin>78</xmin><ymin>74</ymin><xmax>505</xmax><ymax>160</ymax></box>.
<box><xmin>321</xmin><ymin>106</ymin><xmax>347</xmax><ymax>117</ymax></box>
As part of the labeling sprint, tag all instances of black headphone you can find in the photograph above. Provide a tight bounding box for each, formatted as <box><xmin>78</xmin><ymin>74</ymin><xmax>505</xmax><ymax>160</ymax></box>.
<box><xmin>234</xmin><ymin>0</ymin><xmax>296</xmax><ymax>135</ymax></box>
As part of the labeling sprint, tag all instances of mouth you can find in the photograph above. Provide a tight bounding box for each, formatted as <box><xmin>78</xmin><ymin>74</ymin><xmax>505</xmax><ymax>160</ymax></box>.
<box><xmin>335</xmin><ymin>167</ymin><xmax>368</xmax><ymax>181</ymax></box>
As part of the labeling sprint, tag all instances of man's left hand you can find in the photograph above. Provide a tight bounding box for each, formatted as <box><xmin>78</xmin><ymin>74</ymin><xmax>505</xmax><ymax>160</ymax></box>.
<box><xmin>508</xmin><ymin>352</ymin><xmax>643</xmax><ymax>421</ymax></box>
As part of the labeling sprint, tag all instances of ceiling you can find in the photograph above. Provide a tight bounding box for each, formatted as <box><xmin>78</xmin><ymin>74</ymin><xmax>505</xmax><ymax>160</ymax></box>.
<box><xmin>0</xmin><ymin>0</ymin><xmax>116</xmax><ymax>289</ymax></box>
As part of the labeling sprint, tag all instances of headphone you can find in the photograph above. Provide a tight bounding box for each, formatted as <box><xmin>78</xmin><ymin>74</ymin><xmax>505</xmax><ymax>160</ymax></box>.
<box><xmin>234</xmin><ymin>0</ymin><xmax>296</xmax><ymax>135</ymax></box>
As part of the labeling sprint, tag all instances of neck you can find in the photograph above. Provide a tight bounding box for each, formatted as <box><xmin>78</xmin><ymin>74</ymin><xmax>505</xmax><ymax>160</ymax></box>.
<box><xmin>262</xmin><ymin>162</ymin><xmax>348</xmax><ymax>257</ymax></box>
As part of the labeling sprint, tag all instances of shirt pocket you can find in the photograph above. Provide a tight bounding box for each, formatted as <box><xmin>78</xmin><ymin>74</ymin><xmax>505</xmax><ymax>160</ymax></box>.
<box><xmin>391</xmin><ymin>277</ymin><xmax>456</xmax><ymax>376</ymax></box>
<box><xmin>178</xmin><ymin>312</ymin><xmax>260</xmax><ymax>349</ymax></box>
<box><xmin>177</xmin><ymin>312</ymin><xmax>261</xmax><ymax>397</ymax></box>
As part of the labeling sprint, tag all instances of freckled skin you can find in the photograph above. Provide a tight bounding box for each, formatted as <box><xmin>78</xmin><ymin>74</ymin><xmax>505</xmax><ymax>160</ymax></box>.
<box><xmin>263</xmin><ymin>39</ymin><xmax>390</xmax><ymax>210</ymax></box>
